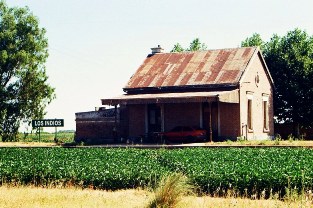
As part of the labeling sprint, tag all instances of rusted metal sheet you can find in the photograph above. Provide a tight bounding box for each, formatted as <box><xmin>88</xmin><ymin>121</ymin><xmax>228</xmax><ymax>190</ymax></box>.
<box><xmin>125</xmin><ymin>47</ymin><xmax>257</xmax><ymax>89</ymax></box>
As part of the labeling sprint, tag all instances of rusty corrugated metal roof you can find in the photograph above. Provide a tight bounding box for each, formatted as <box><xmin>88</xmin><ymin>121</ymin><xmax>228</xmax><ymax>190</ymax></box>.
<box><xmin>124</xmin><ymin>47</ymin><xmax>257</xmax><ymax>90</ymax></box>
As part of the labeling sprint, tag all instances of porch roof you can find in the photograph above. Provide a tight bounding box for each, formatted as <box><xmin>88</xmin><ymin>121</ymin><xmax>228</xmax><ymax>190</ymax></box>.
<box><xmin>101</xmin><ymin>90</ymin><xmax>239</xmax><ymax>105</ymax></box>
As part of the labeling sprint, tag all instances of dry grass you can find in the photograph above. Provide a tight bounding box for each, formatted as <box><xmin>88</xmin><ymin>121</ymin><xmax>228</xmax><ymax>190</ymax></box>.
<box><xmin>0</xmin><ymin>186</ymin><xmax>152</xmax><ymax>208</ymax></box>
<box><xmin>178</xmin><ymin>195</ymin><xmax>313</xmax><ymax>208</ymax></box>
<box><xmin>0</xmin><ymin>186</ymin><xmax>312</xmax><ymax>208</ymax></box>
<box><xmin>0</xmin><ymin>142</ymin><xmax>58</xmax><ymax>147</ymax></box>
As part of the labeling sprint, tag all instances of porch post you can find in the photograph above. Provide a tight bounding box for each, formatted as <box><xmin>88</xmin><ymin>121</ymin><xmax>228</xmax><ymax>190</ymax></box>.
<box><xmin>145</xmin><ymin>104</ymin><xmax>148</xmax><ymax>134</ymax></box>
<box><xmin>199</xmin><ymin>103</ymin><xmax>203</xmax><ymax>128</ymax></box>
<box><xmin>161</xmin><ymin>104</ymin><xmax>165</xmax><ymax>132</ymax></box>
<box><xmin>114</xmin><ymin>105</ymin><xmax>118</xmax><ymax>143</ymax></box>
<box><xmin>209</xmin><ymin>102</ymin><xmax>213</xmax><ymax>142</ymax></box>
<box><xmin>217</xmin><ymin>102</ymin><xmax>221</xmax><ymax>137</ymax></box>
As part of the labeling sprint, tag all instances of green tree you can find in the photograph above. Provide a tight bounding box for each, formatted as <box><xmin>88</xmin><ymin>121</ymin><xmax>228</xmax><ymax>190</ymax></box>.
<box><xmin>188</xmin><ymin>38</ymin><xmax>207</xmax><ymax>51</ymax></box>
<box><xmin>242</xmin><ymin>29</ymin><xmax>313</xmax><ymax>136</ymax></box>
<box><xmin>170</xmin><ymin>43</ymin><xmax>184</xmax><ymax>53</ymax></box>
<box><xmin>0</xmin><ymin>1</ymin><xmax>55</xmax><ymax>141</ymax></box>
<box><xmin>241</xmin><ymin>33</ymin><xmax>266</xmax><ymax>51</ymax></box>
<box><xmin>171</xmin><ymin>38</ymin><xmax>207</xmax><ymax>52</ymax></box>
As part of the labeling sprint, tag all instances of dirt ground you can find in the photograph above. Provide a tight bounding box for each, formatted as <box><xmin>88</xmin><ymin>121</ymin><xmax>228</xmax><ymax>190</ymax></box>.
<box><xmin>1</xmin><ymin>140</ymin><xmax>313</xmax><ymax>148</ymax></box>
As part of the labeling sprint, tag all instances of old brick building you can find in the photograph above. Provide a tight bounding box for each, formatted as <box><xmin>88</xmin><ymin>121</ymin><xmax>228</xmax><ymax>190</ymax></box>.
<box><xmin>76</xmin><ymin>46</ymin><xmax>274</xmax><ymax>143</ymax></box>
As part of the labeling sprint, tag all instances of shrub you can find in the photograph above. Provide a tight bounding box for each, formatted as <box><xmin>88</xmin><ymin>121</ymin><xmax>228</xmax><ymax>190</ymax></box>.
<box><xmin>147</xmin><ymin>172</ymin><xmax>194</xmax><ymax>208</ymax></box>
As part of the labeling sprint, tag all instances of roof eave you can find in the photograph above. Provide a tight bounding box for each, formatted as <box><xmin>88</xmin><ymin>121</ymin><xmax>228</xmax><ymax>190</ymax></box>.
<box><xmin>101</xmin><ymin>90</ymin><xmax>240</xmax><ymax>106</ymax></box>
<box><xmin>123</xmin><ymin>83</ymin><xmax>239</xmax><ymax>94</ymax></box>
<box><xmin>238</xmin><ymin>47</ymin><xmax>275</xmax><ymax>88</ymax></box>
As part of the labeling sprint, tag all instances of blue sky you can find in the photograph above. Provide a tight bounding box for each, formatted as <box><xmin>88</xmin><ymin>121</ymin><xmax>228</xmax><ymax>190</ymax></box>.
<box><xmin>5</xmin><ymin>0</ymin><xmax>313</xmax><ymax>131</ymax></box>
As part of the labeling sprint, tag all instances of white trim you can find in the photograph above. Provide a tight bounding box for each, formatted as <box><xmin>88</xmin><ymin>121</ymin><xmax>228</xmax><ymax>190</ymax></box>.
<box><xmin>262</xmin><ymin>95</ymin><xmax>269</xmax><ymax>101</ymax></box>
<box><xmin>246</xmin><ymin>92</ymin><xmax>254</xmax><ymax>100</ymax></box>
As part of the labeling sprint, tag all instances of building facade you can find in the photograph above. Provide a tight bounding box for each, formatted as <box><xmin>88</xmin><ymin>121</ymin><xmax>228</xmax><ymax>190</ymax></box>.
<box><xmin>99</xmin><ymin>46</ymin><xmax>274</xmax><ymax>142</ymax></box>
<box><xmin>76</xmin><ymin>46</ymin><xmax>274</xmax><ymax>142</ymax></box>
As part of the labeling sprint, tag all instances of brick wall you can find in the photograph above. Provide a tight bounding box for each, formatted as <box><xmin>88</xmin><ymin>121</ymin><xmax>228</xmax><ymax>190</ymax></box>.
<box><xmin>127</xmin><ymin>104</ymin><xmax>145</xmax><ymax>138</ymax></box>
<box><xmin>75</xmin><ymin>119</ymin><xmax>116</xmax><ymax>143</ymax></box>
<box><xmin>219</xmin><ymin>102</ymin><xmax>240</xmax><ymax>139</ymax></box>
<box><xmin>75</xmin><ymin>107</ymin><xmax>127</xmax><ymax>144</ymax></box>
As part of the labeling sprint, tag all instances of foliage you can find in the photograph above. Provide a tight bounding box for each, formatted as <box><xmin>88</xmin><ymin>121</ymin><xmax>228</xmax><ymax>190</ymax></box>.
<box><xmin>0</xmin><ymin>1</ymin><xmax>55</xmax><ymax>141</ymax></box>
<box><xmin>18</xmin><ymin>132</ymin><xmax>74</xmax><ymax>143</ymax></box>
<box><xmin>170</xmin><ymin>43</ymin><xmax>184</xmax><ymax>53</ymax></box>
<box><xmin>241</xmin><ymin>29</ymin><xmax>313</xmax><ymax>133</ymax></box>
<box><xmin>241</xmin><ymin>33</ymin><xmax>266</xmax><ymax>52</ymax></box>
<box><xmin>171</xmin><ymin>38</ymin><xmax>207</xmax><ymax>52</ymax></box>
<box><xmin>0</xmin><ymin>147</ymin><xmax>313</xmax><ymax>199</ymax></box>
<box><xmin>0</xmin><ymin>148</ymin><xmax>168</xmax><ymax>190</ymax></box>
<box><xmin>188</xmin><ymin>38</ymin><xmax>207</xmax><ymax>51</ymax></box>
<box><xmin>147</xmin><ymin>172</ymin><xmax>194</xmax><ymax>208</ymax></box>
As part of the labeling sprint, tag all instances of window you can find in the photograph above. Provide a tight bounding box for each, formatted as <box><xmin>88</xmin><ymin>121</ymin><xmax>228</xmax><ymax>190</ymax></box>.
<box><xmin>262</xmin><ymin>95</ymin><xmax>269</xmax><ymax>131</ymax></box>
<box><xmin>247</xmin><ymin>99</ymin><xmax>253</xmax><ymax>131</ymax></box>
<box><xmin>246</xmin><ymin>92</ymin><xmax>254</xmax><ymax>132</ymax></box>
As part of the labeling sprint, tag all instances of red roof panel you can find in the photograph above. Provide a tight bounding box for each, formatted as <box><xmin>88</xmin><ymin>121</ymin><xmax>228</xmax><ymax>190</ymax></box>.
<box><xmin>125</xmin><ymin>47</ymin><xmax>257</xmax><ymax>89</ymax></box>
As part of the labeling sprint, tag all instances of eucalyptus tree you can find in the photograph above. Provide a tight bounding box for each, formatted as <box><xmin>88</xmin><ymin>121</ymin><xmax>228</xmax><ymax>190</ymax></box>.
<box><xmin>0</xmin><ymin>1</ymin><xmax>55</xmax><ymax>141</ymax></box>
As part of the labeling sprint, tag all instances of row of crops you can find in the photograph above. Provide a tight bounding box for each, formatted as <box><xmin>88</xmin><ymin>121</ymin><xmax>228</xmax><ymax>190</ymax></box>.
<box><xmin>0</xmin><ymin>147</ymin><xmax>312</xmax><ymax>197</ymax></box>
<box><xmin>16</xmin><ymin>132</ymin><xmax>74</xmax><ymax>143</ymax></box>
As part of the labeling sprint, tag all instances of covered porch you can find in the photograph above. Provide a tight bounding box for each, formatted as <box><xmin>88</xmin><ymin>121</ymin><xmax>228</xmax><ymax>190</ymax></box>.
<box><xmin>101</xmin><ymin>90</ymin><xmax>240</xmax><ymax>142</ymax></box>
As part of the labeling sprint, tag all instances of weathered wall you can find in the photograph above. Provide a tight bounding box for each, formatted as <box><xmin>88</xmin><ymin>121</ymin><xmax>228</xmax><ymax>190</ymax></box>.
<box><xmin>219</xmin><ymin>102</ymin><xmax>240</xmax><ymax>139</ymax></box>
<box><xmin>75</xmin><ymin>108</ymin><xmax>124</xmax><ymax>144</ymax></box>
<box><xmin>240</xmin><ymin>52</ymin><xmax>274</xmax><ymax>140</ymax></box>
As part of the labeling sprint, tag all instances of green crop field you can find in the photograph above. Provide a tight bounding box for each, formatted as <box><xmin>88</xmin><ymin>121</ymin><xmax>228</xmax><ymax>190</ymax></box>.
<box><xmin>0</xmin><ymin>147</ymin><xmax>312</xmax><ymax>198</ymax></box>
<box><xmin>15</xmin><ymin>132</ymin><xmax>74</xmax><ymax>143</ymax></box>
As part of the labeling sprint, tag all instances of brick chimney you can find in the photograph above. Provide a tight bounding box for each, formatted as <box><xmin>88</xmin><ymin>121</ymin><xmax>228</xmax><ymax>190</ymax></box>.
<box><xmin>150</xmin><ymin>45</ymin><xmax>164</xmax><ymax>55</ymax></box>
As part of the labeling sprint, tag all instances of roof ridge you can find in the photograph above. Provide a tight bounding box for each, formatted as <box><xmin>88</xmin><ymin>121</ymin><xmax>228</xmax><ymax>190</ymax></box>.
<box><xmin>157</xmin><ymin>46</ymin><xmax>258</xmax><ymax>55</ymax></box>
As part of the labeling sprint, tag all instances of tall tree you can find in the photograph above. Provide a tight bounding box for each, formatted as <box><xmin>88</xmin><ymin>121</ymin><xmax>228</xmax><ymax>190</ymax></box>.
<box><xmin>242</xmin><ymin>29</ymin><xmax>313</xmax><ymax>136</ymax></box>
<box><xmin>171</xmin><ymin>38</ymin><xmax>207</xmax><ymax>52</ymax></box>
<box><xmin>0</xmin><ymin>1</ymin><xmax>55</xmax><ymax>141</ymax></box>
<box><xmin>241</xmin><ymin>33</ymin><xmax>266</xmax><ymax>51</ymax></box>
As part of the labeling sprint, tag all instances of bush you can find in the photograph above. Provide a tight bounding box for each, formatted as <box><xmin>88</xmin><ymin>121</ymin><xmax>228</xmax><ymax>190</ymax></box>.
<box><xmin>147</xmin><ymin>172</ymin><xmax>194</xmax><ymax>208</ymax></box>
